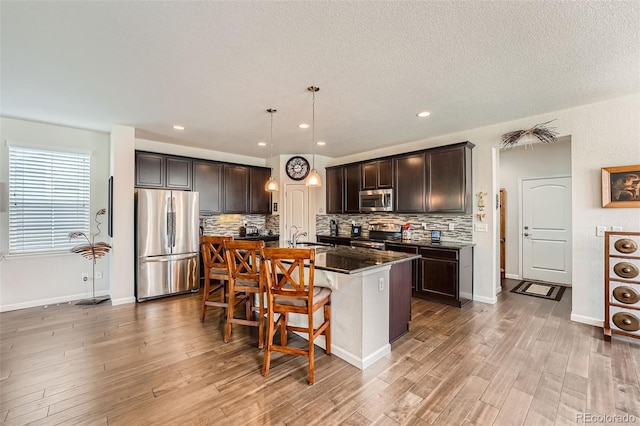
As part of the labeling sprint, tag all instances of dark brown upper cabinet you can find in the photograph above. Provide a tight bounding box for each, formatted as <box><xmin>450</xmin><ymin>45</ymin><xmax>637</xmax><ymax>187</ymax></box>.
<box><xmin>166</xmin><ymin>156</ymin><xmax>192</xmax><ymax>189</ymax></box>
<box><xmin>223</xmin><ymin>164</ymin><xmax>249</xmax><ymax>213</ymax></box>
<box><xmin>135</xmin><ymin>152</ymin><xmax>192</xmax><ymax>190</ymax></box>
<box><xmin>426</xmin><ymin>143</ymin><xmax>473</xmax><ymax>214</ymax></box>
<box><xmin>326</xmin><ymin>167</ymin><xmax>345</xmax><ymax>214</ymax></box>
<box><xmin>345</xmin><ymin>164</ymin><xmax>362</xmax><ymax>213</ymax></box>
<box><xmin>362</xmin><ymin>159</ymin><xmax>393</xmax><ymax>190</ymax></box>
<box><xmin>394</xmin><ymin>152</ymin><xmax>426</xmax><ymax>213</ymax></box>
<box><xmin>193</xmin><ymin>161</ymin><xmax>223</xmax><ymax>214</ymax></box>
<box><xmin>249</xmin><ymin>168</ymin><xmax>271</xmax><ymax>214</ymax></box>
<box><xmin>136</xmin><ymin>152</ymin><xmax>165</xmax><ymax>188</ymax></box>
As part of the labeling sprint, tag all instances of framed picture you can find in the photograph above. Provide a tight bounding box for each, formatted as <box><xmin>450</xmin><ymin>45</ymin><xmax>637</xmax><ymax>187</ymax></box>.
<box><xmin>601</xmin><ymin>165</ymin><xmax>640</xmax><ymax>208</ymax></box>
<box><xmin>108</xmin><ymin>176</ymin><xmax>113</xmax><ymax>237</ymax></box>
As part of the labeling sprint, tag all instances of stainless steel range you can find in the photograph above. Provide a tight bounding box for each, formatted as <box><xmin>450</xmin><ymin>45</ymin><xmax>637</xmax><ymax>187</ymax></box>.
<box><xmin>350</xmin><ymin>223</ymin><xmax>402</xmax><ymax>250</ymax></box>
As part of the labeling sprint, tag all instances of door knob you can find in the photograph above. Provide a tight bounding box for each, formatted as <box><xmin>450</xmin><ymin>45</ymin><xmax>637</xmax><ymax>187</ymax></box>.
<box><xmin>524</xmin><ymin>233</ymin><xmax>530</xmax><ymax>236</ymax></box>
<box><xmin>524</xmin><ymin>226</ymin><xmax>529</xmax><ymax>230</ymax></box>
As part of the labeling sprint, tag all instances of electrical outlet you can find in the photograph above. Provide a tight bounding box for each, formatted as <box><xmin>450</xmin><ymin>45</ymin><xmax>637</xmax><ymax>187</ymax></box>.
<box><xmin>448</xmin><ymin>223</ymin><xmax>455</xmax><ymax>231</ymax></box>
<box><xmin>596</xmin><ymin>226</ymin><xmax>606</xmax><ymax>237</ymax></box>
<box><xmin>82</xmin><ymin>273</ymin><xmax>89</xmax><ymax>281</ymax></box>
<box><xmin>96</xmin><ymin>271</ymin><xmax>103</xmax><ymax>279</ymax></box>
<box><xmin>421</xmin><ymin>223</ymin><xmax>427</xmax><ymax>230</ymax></box>
<box><xmin>378</xmin><ymin>278</ymin><xmax>384</xmax><ymax>292</ymax></box>
<box><xmin>611</xmin><ymin>226</ymin><xmax>622</xmax><ymax>232</ymax></box>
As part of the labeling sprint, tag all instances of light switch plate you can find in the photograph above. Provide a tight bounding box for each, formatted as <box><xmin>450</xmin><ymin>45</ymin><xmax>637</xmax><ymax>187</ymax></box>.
<box><xmin>596</xmin><ymin>225</ymin><xmax>606</xmax><ymax>237</ymax></box>
<box><xmin>475</xmin><ymin>223</ymin><xmax>488</xmax><ymax>232</ymax></box>
<box><xmin>611</xmin><ymin>226</ymin><xmax>622</xmax><ymax>232</ymax></box>
<box><xmin>448</xmin><ymin>223</ymin><xmax>455</xmax><ymax>231</ymax></box>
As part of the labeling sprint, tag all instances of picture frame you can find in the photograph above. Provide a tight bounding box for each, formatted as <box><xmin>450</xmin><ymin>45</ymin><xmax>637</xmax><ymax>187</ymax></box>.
<box><xmin>108</xmin><ymin>176</ymin><xmax>113</xmax><ymax>237</ymax></box>
<box><xmin>601</xmin><ymin>165</ymin><xmax>640</xmax><ymax>208</ymax></box>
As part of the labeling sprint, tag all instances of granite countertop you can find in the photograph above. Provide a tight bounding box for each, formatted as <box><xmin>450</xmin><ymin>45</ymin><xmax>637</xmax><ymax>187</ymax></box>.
<box><xmin>235</xmin><ymin>234</ymin><xmax>279</xmax><ymax>241</ymax></box>
<box><xmin>316</xmin><ymin>234</ymin><xmax>474</xmax><ymax>250</ymax></box>
<box><xmin>303</xmin><ymin>246</ymin><xmax>420</xmax><ymax>274</ymax></box>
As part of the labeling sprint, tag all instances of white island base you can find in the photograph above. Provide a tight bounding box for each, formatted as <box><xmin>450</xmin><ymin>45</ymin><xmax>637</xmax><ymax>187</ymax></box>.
<box><xmin>287</xmin><ymin>264</ymin><xmax>392</xmax><ymax>370</ymax></box>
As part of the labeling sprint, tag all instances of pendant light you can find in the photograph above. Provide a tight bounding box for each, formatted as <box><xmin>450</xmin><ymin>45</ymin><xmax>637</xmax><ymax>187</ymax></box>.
<box><xmin>305</xmin><ymin>86</ymin><xmax>322</xmax><ymax>187</ymax></box>
<box><xmin>264</xmin><ymin>108</ymin><xmax>280</xmax><ymax>192</ymax></box>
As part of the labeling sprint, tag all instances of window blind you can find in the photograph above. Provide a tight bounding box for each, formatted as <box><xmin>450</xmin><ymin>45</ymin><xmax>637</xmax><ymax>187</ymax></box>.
<box><xmin>9</xmin><ymin>146</ymin><xmax>91</xmax><ymax>254</ymax></box>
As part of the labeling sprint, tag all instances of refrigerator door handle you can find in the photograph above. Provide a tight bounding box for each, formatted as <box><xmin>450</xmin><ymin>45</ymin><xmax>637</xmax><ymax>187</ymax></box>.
<box><xmin>170</xmin><ymin>196</ymin><xmax>176</xmax><ymax>248</ymax></box>
<box><xmin>140</xmin><ymin>253</ymin><xmax>197</xmax><ymax>263</ymax></box>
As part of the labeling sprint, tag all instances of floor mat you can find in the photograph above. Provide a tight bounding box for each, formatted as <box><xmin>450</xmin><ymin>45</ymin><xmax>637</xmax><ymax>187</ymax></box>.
<box><xmin>510</xmin><ymin>280</ymin><xmax>566</xmax><ymax>301</ymax></box>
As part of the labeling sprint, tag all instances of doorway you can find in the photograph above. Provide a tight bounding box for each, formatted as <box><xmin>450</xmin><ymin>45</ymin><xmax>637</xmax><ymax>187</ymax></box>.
<box><xmin>284</xmin><ymin>184</ymin><xmax>309</xmax><ymax>245</ymax></box>
<box><xmin>498</xmin><ymin>136</ymin><xmax>572</xmax><ymax>287</ymax></box>
<box><xmin>521</xmin><ymin>176</ymin><xmax>572</xmax><ymax>284</ymax></box>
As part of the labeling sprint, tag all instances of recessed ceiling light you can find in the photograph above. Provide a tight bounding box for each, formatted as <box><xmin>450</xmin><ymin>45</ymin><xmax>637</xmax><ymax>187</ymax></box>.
<box><xmin>173</xmin><ymin>125</ymin><xmax>185</xmax><ymax>130</ymax></box>
<box><xmin>258</xmin><ymin>141</ymin><xmax>267</xmax><ymax>146</ymax></box>
<box><xmin>416</xmin><ymin>111</ymin><xmax>431</xmax><ymax>118</ymax></box>
<box><xmin>298</xmin><ymin>123</ymin><xmax>309</xmax><ymax>129</ymax></box>
<box><xmin>316</xmin><ymin>141</ymin><xmax>326</xmax><ymax>146</ymax></box>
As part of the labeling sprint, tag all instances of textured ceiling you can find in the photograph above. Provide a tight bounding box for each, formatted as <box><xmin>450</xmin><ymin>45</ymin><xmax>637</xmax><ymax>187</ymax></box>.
<box><xmin>1</xmin><ymin>1</ymin><xmax>639</xmax><ymax>159</ymax></box>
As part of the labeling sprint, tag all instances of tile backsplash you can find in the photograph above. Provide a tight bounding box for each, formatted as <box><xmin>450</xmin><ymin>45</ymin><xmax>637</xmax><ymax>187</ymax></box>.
<box><xmin>201</xmin><ymin>214</ymin><xmax>279</xmax><ymax>237</ymax></box>
<box><xmin>316</xmin><ymin>213</ymin><xmax>473</xmax><ymax>243</ymax></box>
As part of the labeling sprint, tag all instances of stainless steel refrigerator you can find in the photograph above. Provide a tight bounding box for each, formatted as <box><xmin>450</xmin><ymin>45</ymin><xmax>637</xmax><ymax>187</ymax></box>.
<box><xmin>135</xmin><ymin>189</ymin><xmax>200</xmax><ymax>301</ymax></box>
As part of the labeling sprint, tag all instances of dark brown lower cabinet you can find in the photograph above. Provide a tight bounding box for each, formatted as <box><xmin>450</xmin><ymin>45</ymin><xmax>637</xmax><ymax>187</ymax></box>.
<box><xmin>389</xmin><ymin>260</ymin><xmax>412</xmax><ymax>342</ymax></box>
<box><xmin>418</xmin><ymin>246</ymin><xmax>473</xmax><ymax>307</ymax></box>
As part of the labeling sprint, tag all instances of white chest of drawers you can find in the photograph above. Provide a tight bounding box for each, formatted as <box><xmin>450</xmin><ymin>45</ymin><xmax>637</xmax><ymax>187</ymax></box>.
<box><xmin>604</xmin><ymin>231</ymin><xmax>640</xmax><ymax>341</ymax></box>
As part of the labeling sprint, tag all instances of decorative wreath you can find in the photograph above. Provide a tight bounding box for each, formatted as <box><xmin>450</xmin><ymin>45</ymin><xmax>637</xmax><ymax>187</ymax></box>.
<box><xmin>500</xmin><ymin>120</ymin><xmax>558</xmax><ymax>149</ymax></box>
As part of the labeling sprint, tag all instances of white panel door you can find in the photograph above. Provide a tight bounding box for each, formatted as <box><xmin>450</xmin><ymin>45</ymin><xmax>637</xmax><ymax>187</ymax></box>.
<box><xmin>285</xmin><ymin>184</ymin><xmax>309</xmax><ymax>245</ymax></box>
<box><xmin>522</xmin><ymin>177</ymin><xmax>572</xmax><ymax>284</ymax></box>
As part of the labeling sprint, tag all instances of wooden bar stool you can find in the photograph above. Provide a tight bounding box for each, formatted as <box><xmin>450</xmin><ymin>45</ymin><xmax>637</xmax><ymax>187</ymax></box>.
<box><xmin>200</xmin><ymin>235</ymin><xmax>233</xmax><ymax>322</ymax></box>
<box><xmin>261</xmin><ymin>248</ymin><xmax>331</xmax><ymax>385</ymax></box>
<box><xmin>223</xmin><ymin>240</ymin><xmax>267</xmax><ymax>348</ymax></box>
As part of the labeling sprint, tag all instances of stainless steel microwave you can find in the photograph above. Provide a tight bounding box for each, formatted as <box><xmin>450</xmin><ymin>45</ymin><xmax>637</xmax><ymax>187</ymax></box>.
<box><xmin>359</xmin><ymin>189</ymin><xmax>393</xmax><ymax>212</ymax></box>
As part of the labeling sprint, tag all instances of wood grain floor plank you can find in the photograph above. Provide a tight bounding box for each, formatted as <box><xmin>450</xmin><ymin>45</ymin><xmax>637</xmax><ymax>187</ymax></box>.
<box><xmin>0</xmin><ymin>282</ymin><xmax>636</xmax><ymax>425</ymax></box>
<box><xmin>492</xmin><ymin>388</ymin><xmax>533</xmax><ymax>426</ymax></box>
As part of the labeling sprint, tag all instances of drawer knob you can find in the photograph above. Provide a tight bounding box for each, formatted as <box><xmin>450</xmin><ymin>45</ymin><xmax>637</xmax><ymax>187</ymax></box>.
<box><xmin>615</xmin><ymin>239</ymin><xmax>638</xmax><ymax>254</ymax></box>
<box><xmin>612</xmin><ymin>312</ymin><xmax>640</xmax><ymax>332</ymax></box>
<box><xmin>614</xmin><ymin>262</ymin><xmax>639</xmax><ymax>279</ymax></box>
<box><xmin>613</xmin><ymin>286</ymin><xmax>639</xmax><ymax>304</ymax></box>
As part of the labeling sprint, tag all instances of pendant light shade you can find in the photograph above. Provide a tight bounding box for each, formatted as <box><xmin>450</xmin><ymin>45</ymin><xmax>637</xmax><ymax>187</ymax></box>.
<box><xmin>305</xmin><ymin>86</ymin><xmax>322</xmax><ymax>187</ymax></box>
<box><xmin>264</xmin><ymin>108</ymin><xmax>279</xmax><ymax>192</ymax></box>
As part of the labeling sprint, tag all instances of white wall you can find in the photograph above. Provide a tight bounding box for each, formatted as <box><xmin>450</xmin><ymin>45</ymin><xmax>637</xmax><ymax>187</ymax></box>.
<box><xmin>326</xmin><ymin>94</ymin><xmax>640</xmax><ymax>324</ymax></box>
<box><xmin>0</xmin><ymin>117</ymin><xmax>111</xmax><ymax>311</ymax></box>
<box><xmin>499</xmin><ymin>137</ymin><xmax>572</xmax><ymax>278</ymax></box>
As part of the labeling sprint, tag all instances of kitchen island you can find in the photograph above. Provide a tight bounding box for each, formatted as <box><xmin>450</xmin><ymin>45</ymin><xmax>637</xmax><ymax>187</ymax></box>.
<box><xmin>284</xmin><ymin>245</ymin><xmax>420</xmax><ymax>370</ymax></box>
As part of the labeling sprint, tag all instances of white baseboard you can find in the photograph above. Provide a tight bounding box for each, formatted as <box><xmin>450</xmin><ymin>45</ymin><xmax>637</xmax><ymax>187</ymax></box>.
<box><xmin>473</xmin><ymin>294</ymin><xmax>497</xmax><ymax>304</ymax></box>
<box><xmin>505</xmin><ymin>273</ymin><xmax>520</xmax><ymax>280</ymax></box>
<box><xmin>571</xmin><ymin>313</ymin><xmax>603</xmax><ymax>328</ymax></box>
<box><xmin>294</xmin><ymin>333</ymin><xmax>389</xmax><ymax>370</ymax></box>
<box><xmin>0</xmin><ymin>290</ymin><xmax>110</xmax><ymax>312</ymax></box>
<box><xmin>111</xmin><ymin>296</ymin><xmax>136</xmax><ymax>306</ymax></box>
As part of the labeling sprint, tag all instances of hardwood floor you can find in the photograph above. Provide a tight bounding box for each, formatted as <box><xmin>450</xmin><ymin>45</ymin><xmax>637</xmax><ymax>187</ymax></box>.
<box><xmin>1</xmin><ymin>279</ymin><xmax>639</xmax><ymax>425</ymax></box>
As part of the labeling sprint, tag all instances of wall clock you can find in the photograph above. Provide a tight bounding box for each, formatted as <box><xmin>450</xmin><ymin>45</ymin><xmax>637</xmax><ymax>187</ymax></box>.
<box><xmin>286</xmin><ymin>156</ymin><xmax>310</xmax><ymax>181</ymax></box>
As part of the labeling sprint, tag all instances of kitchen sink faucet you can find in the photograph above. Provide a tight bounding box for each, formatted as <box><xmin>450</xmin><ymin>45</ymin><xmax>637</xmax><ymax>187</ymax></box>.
<box><xmin>289</xmin><ymin>225</ymin><xmax>307</xmax><ymax>248</ymax></box>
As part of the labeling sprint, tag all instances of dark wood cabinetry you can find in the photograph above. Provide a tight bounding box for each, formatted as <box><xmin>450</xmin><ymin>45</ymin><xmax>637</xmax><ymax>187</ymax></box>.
<box><xmin>135</xmin><ymin>152</ymin><xmax>193</xmax><ymax>189</ymax></box>
<box><xmin>136</xmin><ymin>151</ymin><xmax>271</xmax><ymax>215</ymax></box>
<box><xmin>135</xmin><ymin>152</ymin><xmax>166</xmax><ymax>188</ymax></box>
<box><xmin>345</xmin><ymin>164</ymin><xmax>361</xmax><ymax>213</ymax></box>
<box><xmin>249</xmin><ymin>168</ymin><xmax>271</xmax><ymax>214</ymax></box>
<box><xmin>362</xmin><ymin>159</ymin><xmax>393</xmax><ymax>190</ymax></box>
<box><xmin>389</xmin><ymin>261</ymin><xmax>412</xmax><ymax>342</ymax></box>
<box><xmin>193</xmin><ymin>161</ymin><xmax>223</xmax><ymax>214</ymax></box>
<box><xmin>427</xmin><ymin>143</ymin><xmax>473</xmax><ymax>213</ymax></box>
<box><xmin>394</xmin><ymin>152</ymin><xmax>426</xmax><ymax>213</ymax></box>
<box><xmin>385</xmin><ymin>243</ymin><xmax>419</xmax><ymax>292</ymax></box>
<box><xmin>326</xmin><ymin>167</ymin><xmax>344</xmax><ymax>214</ymax></box>
<box><xmin>223</xmin><ymin>165</ymin><xmax>249</xmax><ymax>213</ymax></box>
<box><xmin>418</xmin><ymin>246</ymin><xmax>473</xmax><ymax>307</ymax></box>
<box><xmin>166</xmin><ymin>156</ymin><xmax>192</xmax><ymax>189</ymax></box>
<box><xmin>326</xmin><ymin>164</ymin><xmax>360</xmax><ymax>214</ymax></box>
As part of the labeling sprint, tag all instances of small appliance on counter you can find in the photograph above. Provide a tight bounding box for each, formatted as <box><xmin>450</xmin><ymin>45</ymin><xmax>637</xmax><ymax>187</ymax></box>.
<box><xmin>239</xmin><ymin>225</ymin><xmax>259</xmax><ymax>237</ymax></box>
<box><xmin>330</xmin><ymin>219</ymin><xmax>338</xmax><ymax>237</ymax></box>
<box><xmin>351</xmin><ymin>224</ymin><xmax>362</xmax><ymax>238</ymax></box>
<box><xmin>431</xmin><ymin>230</ymin><xmax>441</xmax><ymax>244</ymax></box>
